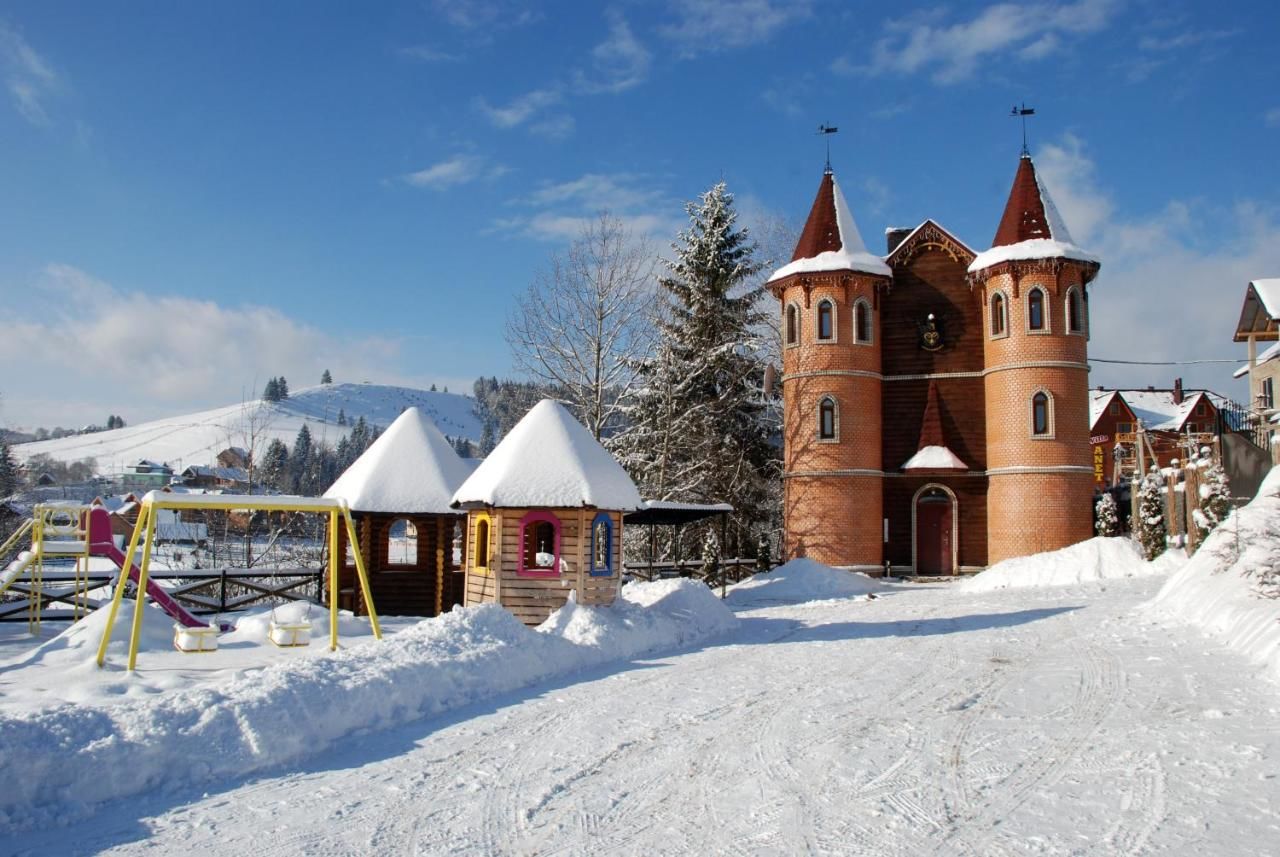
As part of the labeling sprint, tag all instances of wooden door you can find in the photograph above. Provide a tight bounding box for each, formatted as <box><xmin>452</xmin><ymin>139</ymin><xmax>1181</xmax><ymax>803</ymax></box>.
<box><xmin>916</xmin><ymin>492</ymin><xmax>954</xmax><ymax>575</ymax></box>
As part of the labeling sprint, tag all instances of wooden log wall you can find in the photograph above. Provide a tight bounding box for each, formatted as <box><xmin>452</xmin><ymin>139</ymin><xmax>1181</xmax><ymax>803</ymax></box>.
<box><xmin>335</xmin><ymin>511</ymin><xmax>465</xmax><ymax>617</ymax></box>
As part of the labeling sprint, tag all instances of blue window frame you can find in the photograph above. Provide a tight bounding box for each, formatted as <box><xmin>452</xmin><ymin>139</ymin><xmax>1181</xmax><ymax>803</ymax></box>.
<box><xmin>590</xmin><ymin>512</ymin><xmax>613</xmax><ymax>577</ymax></box>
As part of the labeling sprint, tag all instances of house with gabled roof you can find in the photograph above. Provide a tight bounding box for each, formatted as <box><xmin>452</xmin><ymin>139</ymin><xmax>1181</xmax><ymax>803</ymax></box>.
<box><xmin>1234</xmin><ymin>278</ymin><xmax>1280</xmax><ymax>431</ymax></box>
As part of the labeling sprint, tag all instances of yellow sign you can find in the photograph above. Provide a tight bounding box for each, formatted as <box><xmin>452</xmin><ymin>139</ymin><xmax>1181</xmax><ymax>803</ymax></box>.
<box><xmin>1093</xmin><ymin>444</ymin><xmax>1105</xmax><ymax>483</ymax></box>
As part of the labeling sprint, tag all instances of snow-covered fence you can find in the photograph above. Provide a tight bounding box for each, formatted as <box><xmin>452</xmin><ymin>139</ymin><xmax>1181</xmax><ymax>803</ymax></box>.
<box><xmin>1130</xmin><ymin>451</ymin><xmax>1236</xmax><ymax>556</ymax></box>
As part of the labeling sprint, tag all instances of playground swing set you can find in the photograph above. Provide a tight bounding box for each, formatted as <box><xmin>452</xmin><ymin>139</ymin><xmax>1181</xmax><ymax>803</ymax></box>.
<box><xmin>0</xmin><ymin>491</ymin><xmax>385</xmax><ymax>670</ymax></box>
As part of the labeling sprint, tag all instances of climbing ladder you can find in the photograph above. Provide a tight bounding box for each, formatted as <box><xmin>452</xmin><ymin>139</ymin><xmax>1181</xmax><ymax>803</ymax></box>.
<box><xmin>0</xmin><ymin>505</ymin><xmax>95</xmax><ymax>633</ymax></box>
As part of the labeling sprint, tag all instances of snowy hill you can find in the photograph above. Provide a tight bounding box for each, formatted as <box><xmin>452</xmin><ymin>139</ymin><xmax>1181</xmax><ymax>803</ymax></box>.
<box><xmin>11</xmin><ymin>383</ymin><xmax>481</xmax><ymax>475</ymax></box>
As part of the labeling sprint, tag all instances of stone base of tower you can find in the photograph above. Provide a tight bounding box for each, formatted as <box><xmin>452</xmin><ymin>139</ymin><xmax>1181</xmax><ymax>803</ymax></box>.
<box><xmin>784</xmin><ymin>474</ymin><xmax>883</xmax><ymax>569</ymax></box>
<box><xmin>986</xmin><ymin>471</ymin><xmax>1094</xmax><ymax>565</ymax></box>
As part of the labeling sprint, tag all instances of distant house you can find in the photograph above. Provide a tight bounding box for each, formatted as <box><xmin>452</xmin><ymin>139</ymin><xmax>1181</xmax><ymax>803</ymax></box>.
<box><xmin>1233</xmin><ymin>277</ymin><xmax>1280</xmax><ymax>440</ymax></box>
<box><xmin>216</xmin><ymin>447</ymin><xmax>250</xmax><ymax>470</ymax></box>
<box><xmin>122</xmin><ymin>460</ymin><xmax>175</xmax><ymax>491</ymax></box>
<box><xmin>178</xmin><ymin>465</ymin><xmax>249</xmax><ymax>491</ymax></box>
<box><xmin>1088</xmin><ymin>390</ymin><xmax>1139</xmax><ymax>487</ymax></box>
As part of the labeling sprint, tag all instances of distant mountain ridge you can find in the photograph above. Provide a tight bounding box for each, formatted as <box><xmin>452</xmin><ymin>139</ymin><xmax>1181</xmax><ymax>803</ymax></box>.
<box><xmin>12</xmin><ymin>383</ymin><xmax>482</xmax><ymax>475</ymax></box>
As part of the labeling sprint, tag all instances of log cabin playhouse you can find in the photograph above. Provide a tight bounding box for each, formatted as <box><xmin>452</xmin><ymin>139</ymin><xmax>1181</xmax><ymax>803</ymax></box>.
<box><xmin>772</xmin><ymin>153</ymin><xmax>1100</xmax><ymax>575</ymax></box>
<box><xmin>324</xmin><ymin>407</ymin><xmax>475</xmax><ymax>616</ymax></box>
<box><xmin>451</xmin><ymin>399</ymin><xmax>643</xmax><ymax>626</ymax></box>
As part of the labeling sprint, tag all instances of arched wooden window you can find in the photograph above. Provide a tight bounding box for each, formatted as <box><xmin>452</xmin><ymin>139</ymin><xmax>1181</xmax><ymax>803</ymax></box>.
<box><xmin>1032</xmin><ymin>391</ymin><xmax>1051</xmax><ymax>436</ymax></box>
<box><xmin>991</xmin><ymin>292</ymin><xmax>1006</xmax><ymax>336</ymax></box>
<box><xmin>1066</xmin><ymin>287</ymin><xmax>1083</xmax><ymax>333</ymax></box>
<box><xmin>474</xmin><ymin>513</ymin><xmax>491</xmax><ymax>572</ymax></box>
<box><xmin>818</xmin><ymin>396</ymin><xmax>837</xmax><ymax>440</ymax></box>
<box><xmin>854</xmin><ymin>299</ymin><xmax>872</xmax><ymax>344</ymax></box>
<box><xmin>518</xmin><ymin>510</ymin><xmax>561</xmax><ymax>577</ymax></box>
<box><xmin>590</xmin><ymin>512</ymin><xmax>613</xmax><ymax>577</ymax></box>
<box><xmin>816</xmin><ymin>299</ymin><xmax>834</xmax><ymax>341</ymax></box>
<box><xmin>1028</xmin><ymin>288</ymin><xmax>1046</xmax><ymax>331</ymax></box>
<box><xmin>784</xmin><ymin>304</ymin><xmax>799</xmax><ymax>345</ymax></box>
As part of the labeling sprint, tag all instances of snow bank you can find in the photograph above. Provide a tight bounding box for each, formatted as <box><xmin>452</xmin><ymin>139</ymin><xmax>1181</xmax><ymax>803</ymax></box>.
<box><xmin>959</xmin><ymin>537</ymin><xmax>1155</xmax><ymax>592</ymax></box>
<box><xmin>725</xmin><ymin>558</ymin><xmax>888</xmax><ymax>607</ymax></box>
<box><xmin>0</xmin><ymin>580</ymin><xmax>735</xmax><ymax>831</ymax></box>
<box><xmin>1147</xmin><ymin>467</ymin><xmax>1280</xmax><ymax>682</ymax></box>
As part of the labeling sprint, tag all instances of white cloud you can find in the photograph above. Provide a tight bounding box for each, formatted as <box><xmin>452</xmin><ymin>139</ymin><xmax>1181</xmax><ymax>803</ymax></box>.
<box><xmin>396</xmin><ymin>44</ymin><xmax>461</xmax><ymax>63</ymax></box>
<box><xmin>475</xmin><ymin>88</ymin><xmax>562</xmax><ymax>128</ymax></box>
<box><xmin>1265</xmin><ymin>107</ymin><xmax>1280</xmax><ymax>128</ymax></box>
<box><xmin>662</xmin><ymin>0</ymin><xmax>812</xmax><ymax>56</ymax></box>
<box><xmin>838</xmin><ymin>0</ymin><xmax>1117</xmax><ymax>84</ymax></box>
<box><xmin>0</xmin><ymin>21</ymin><xmax>58</xmax><ymax>125</ymax></box>
<box><xmin>576</xmin><ymin>11</ymin><xmax>651</xmax><ymax>94</ymax></box>
<box><xmin>1032</xmin><ymin>137</ymin><xmax>1280</xmax><ymax>398</ymax></box>
<box><xmin>529</xmin><ymin>114</ymin><xmax>576</xmax><ymax>141</ymax></box>
<box><xmin>0</xmin><ymin>265</ymin><xmax>403</xmax><ymax>428</ymax></box>
<box><xmin>431</xmin><ymin>0</ymin><xmax>540</xmax><ymax>31</ymax></box>
<box><xmin>496</xmin><ymin>172</ymin><xmax>681</xmax><ymax>242</ymax></box>
<box><xmin>400</xmin><ymin>154</ymin><xmax>505</xmax><ymax>190</ymax></box>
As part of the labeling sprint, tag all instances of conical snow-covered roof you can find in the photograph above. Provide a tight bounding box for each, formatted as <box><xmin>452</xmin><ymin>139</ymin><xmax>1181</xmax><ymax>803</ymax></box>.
<box><xmin>324</xmin><ymin>407</ymin><xmax>472</xmax><ymax>514</ymax></box>
<box><xmin>902</xmin><ymin>380</ymin><xmax>966</xmax><ymax>470</ymax></box>
<box><xmin>768</xmin><ymin>170</ymin><xmax>892</xmax><ymax>282</ymax></box>
<box><xmin>969</xmin><ymin>154</ymin><xmax>1098</xmax><ymax>275</ymax></box>
<box><xmin>451</xmin><ymin>399</ymin><xmax>642</xmax><ymax>510</ymax></box>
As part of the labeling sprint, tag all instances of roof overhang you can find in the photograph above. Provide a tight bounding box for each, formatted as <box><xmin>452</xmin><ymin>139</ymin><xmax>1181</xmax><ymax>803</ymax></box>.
<box><xmin>1234</xmin><ymin>282</ymin><xmax>1280</xmax><ymax>342</ymax></box>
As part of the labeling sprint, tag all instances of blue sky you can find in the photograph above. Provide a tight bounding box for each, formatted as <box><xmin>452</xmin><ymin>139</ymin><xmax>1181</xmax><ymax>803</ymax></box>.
<box><xmin>2</xmin><ymin>0</ymin><xmax>1279</xmax><ymax>429</ymax></box>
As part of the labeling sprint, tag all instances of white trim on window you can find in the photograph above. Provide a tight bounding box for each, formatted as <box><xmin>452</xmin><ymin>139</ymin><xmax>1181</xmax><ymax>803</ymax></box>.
<box><xmin>1065</xmin><ymin>285</ymin><xmax>1085</xmax><ymax>336</ymax></box>
<box><xmin>815</xmin><ymin>298</ymin><xmax>836</xmax><ymax>343</ymax></box>
<box><xmin>1026</xmin><ymin>286</ymin><xmax>1050</xmax><ymax>334</ymax></box>
<box><xmin>783</xmin><ymin>301</ymin><xmax>801</xmax><ymax>348</ymax></box>
<box><xmin>1030</xmin><ymin>388</ymin><xmax>1055</xmax><ymax>438</ymax></box>
<box><xmin>989</xmin><ymin>289</ymin><xmax>1010</xmax><ymax>340</ymax></box>
<box><xmin>853</xmin><ymin>297</ymin><xmax>874</xmax><ymax>345</ymax></box>
<box><xmin>817</xmin><ymin>395</ymin><xmax>839</xmax><ymax>442</ymax></box>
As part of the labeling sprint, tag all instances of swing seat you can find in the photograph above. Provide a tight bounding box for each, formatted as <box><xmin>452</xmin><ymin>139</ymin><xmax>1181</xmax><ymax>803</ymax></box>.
<box><xmin>174</xmin><ymin>623</ymin><xmax>219</xmax><ymax>653</ymax></box>
<box><xmin>268</xmin><ymin>620</ymin><xmax>311</xmax><ymax>648</ymax></box>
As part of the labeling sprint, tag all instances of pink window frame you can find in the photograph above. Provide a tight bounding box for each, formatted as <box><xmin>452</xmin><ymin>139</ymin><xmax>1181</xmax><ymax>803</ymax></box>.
<box><xmin>517</xmin><ymin>510</ymin><xmax>562</xmax><ymax>577</ymax></box>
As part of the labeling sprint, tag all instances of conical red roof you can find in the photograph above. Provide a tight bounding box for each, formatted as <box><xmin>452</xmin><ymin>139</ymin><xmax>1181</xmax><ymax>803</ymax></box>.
<box><xmin>768</xmin><ymin>170</ymin><xmax>891</xmax><ymax>282</ymax></box>
<box><xmin>903</xmin><ymin>381</ymin><xmax>967</xmax><ymax>470</ymax></box>
<box><xmin>993</xmin><ymin>155</ymin><xmax>1054</xmax><ymax>247</ymax></box>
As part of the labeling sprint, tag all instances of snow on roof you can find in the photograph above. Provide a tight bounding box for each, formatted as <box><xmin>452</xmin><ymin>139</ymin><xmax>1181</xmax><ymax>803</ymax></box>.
<box><xmin>902</xmin><ymin>445</ymin><xmax>967</xmax><ymax>470</ymax></box>
<box><xmin>324</xmin><ymin>407</ymin><xmax>472</xmax><ymax>514</ymax></box>
<box><xmin>969</xmin><ymin>155</ymin><xmax>1098</xmax><ymax>275</ymax></box>
<box><xmin>451</xmin><ymin>399</ymin><xmax>642</xmax><ymax>510</ymax></box>
<box><xmin>1111</xmin><ymin>390</ymin><xmax>1215</xmax><ymax>432</ymax></box>
<box><xmin>768</xmin><ymin>172</ymin><xmax>892</xmax><ymax>282</ymax></box>
<box><xmin>1251</xmin><ymin>278</ymin><xmax>1280</xmax><ymax>317</ymax></box>
<box><xmin>1234</xmin><ymin>341</ymin><xmax>1280</xmax><ymax>378</ymax></box>
<box><xmin>638</xmin><ymin>500</ymin><xmax>734</xmax><ymax>513</ymax></box>
<box><xmin>1089</xmin><ymin>390</ymin><xmax>1118</xmax><ymax>427</ymax></box>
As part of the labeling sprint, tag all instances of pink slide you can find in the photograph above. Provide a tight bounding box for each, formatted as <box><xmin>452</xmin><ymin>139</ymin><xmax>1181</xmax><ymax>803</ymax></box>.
<box><xmin>86</xmin><ymin>507</ymin><xmax>230</xmax><ymax>631</ymax></box>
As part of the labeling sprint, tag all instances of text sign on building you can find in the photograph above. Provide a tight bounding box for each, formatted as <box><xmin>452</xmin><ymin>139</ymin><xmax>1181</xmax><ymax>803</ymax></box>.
<box><xmin>1093</xmin><ymin>444</ymin><xmax>1105</xmax><ymax>484</ymax></box>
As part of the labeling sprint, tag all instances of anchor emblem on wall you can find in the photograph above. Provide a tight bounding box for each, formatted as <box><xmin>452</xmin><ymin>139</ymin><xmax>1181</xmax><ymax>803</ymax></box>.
<box><xmin>918</xmin><ymin>313</ymin><xmax>944</xmax><ymax>352</ymax></box>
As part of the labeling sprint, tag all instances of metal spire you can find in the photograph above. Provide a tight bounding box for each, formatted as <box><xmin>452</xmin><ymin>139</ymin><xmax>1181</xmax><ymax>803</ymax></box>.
<box><xmin>817</xmin><ymin>123</ymin><xmax>838</xmax><ymax>173</ymax></box>
<box><xmin>1011</xmin><ymin>103</ymin><xmax>1035</xmax><ymax>156</ymax></box>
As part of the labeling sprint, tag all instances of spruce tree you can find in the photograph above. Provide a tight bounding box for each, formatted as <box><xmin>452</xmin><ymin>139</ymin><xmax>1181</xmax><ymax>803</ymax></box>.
<box><xmin>0</xmin><ymin>441</ymin><xmax>18</xmax><ymax>496</ymax></box>
<box><xmin>615</xmin><ymin>181</ymin><xmax>777</xmax><ymax>555</ymax></box>
<box><xmin>278</xmin><ymin>377</ymin><xmax>290</xmax><ymax>399</ymax></box>
<box><xmin>259</xmin><ymin>439</ymin><xmax>290</xmax><ymax>491</ymax></box>
<box><xmin>337</xmin><ymin>408</ymin><xmax>346</xmax><ymax>426</ymax></box>
<box><xmin>1135</xmin><ymin>472</ymin><xmax>1168</xmax><ymax>560</ymax></box>
<box><xmin>262</xmin><ymin>378</ymin><xmax>280</xmax><ymax>403</ymax></box>
<box><xmin>290</xmin><ymin>424</ymin><xmax>313</xmax><ymax>493</ymax></box>
<box><xmin>1095</xmin><ymin>492</ymin><xmax>1120</xmax><ymax>537</ymax></box>
<box><xmin>321</xmin><ymin>369</ymin><xmax>332</xmax><ymax>384</ymax></box>
<box><xmin>1193</xmin><ymin>451</ymin><xmax>1231</xmax><ymax>546</ymax></box>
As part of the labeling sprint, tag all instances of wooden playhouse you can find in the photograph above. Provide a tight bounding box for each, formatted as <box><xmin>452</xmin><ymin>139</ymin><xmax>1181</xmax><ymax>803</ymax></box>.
<box><xmin>325</xmin><ymin>407</ymin><xmax>475</xmax><ymax>616</ymax></box>
<box><xmin>451</xmin><ymin>399</ymin><xmax>643</xmax><ymax>626</ymax></box>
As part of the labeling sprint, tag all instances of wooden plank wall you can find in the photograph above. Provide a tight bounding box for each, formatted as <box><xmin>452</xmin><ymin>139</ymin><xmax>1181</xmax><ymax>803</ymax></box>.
<box><xmin>337</xmin><ymin>512</ymin><xmax>465</xmax><ymax>617</ymax></box>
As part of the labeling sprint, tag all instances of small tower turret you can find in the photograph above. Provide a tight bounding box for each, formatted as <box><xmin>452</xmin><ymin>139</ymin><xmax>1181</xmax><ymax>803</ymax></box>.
<box><xmin>768</xmin><ymin>169</ymin><xmax>892</xmax><ymax>570</ymax></box>
<box><xmin>970</xmin><ymin>154</ymin><xmax>1100</xmax><ymax>563</ymax></box>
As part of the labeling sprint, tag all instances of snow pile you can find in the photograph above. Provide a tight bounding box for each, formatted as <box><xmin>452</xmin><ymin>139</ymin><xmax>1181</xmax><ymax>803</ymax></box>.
<box><xmin>0</xmin><ymin>579</ymin><xmax>735</xmax><ymax>831</ymax></box>
<box><xmin>1147</xmin><ymin>467</ymin><xmax>1280</xmax><ymax>681</ymax></box>
<box><xmin>452</xmin><ymin>399</ymin><xmax>642</xmax><ymax>510</ymax></box>
<box><xmin>725</xmin><ymin>558</ymin><xmax>888</xmax><ymax>607</ymax></box>
<box><xmin>959</xmin><ymin>537</ymin><xmax>1155</xmax><ymax>592</ymax></box>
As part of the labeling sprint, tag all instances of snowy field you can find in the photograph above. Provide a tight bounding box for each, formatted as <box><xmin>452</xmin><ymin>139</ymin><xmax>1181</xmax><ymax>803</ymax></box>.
<box><xmin>4</xmin><ymin>470</ymin><xmax>1280</xmax><ymax>855</ymax></box>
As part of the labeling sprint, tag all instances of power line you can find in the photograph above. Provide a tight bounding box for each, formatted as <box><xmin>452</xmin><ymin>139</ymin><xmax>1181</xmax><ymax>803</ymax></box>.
<box><xmin>1091</xmin><ymin>357</ymin><xmax>1242</xmax><ymax>366</ymax></box>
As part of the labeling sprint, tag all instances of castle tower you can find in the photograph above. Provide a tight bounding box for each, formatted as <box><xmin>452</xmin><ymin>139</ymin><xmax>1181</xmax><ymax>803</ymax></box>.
<box><xmin>768</xmin><ymin>169</ymin><xmax>892</xmax><ymax>570</ymax></box>
<box><xmin>970</xmin><ymin>154</ymin><xmax>1101</xmax><ymax>563</ymax></box>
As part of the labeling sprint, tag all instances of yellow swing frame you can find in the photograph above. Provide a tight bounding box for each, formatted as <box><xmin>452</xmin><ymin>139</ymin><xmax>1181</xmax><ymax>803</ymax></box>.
<box><xmin>95</xmin><ymin>492</ymin><xmax>382</xmax><ymax>670</ymax></box>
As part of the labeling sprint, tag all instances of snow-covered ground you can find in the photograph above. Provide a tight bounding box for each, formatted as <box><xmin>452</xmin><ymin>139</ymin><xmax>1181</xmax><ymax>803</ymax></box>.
<box><xmin>2</xmin><ymin>547</ymin><xmax>1279</xmax><ymax>854</ymax></box>
<box><xmin>11</xmin><ymin>383</ymin><xmax>481</xmax><ymax>473</ymax></box>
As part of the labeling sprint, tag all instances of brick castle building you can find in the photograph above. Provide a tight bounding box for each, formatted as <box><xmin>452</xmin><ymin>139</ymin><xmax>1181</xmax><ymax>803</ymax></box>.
<box><xmin>770</xmin><ymin>153</ymin><xmax>1100</xmax><ymax>574</ymax></box>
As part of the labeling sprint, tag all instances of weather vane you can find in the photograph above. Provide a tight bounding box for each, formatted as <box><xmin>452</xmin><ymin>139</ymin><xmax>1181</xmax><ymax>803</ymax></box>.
<box><xmin>1011</xmin><ymin>103</ymin><xmax>1035</xmax><ymax>155</ymax></box>
<box><xmin>817</xmin><ymin>123</ymin><xmax>838</xmax><ymax>173</ymax></box>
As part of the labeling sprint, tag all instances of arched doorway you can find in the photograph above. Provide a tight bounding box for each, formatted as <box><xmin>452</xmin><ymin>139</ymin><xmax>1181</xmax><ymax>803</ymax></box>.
<box><xmin>913</xmin><ymin>485</ymin><xmax>956</xmax><ymax>575</ymax></box>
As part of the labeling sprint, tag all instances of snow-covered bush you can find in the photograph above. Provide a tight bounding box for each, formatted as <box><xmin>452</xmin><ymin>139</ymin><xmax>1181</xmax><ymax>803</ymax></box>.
<box><xmin>700</xmin><ymin>529</ymin><xmax>721</xmax><ymax>578</ymax></box>
<box><xmin>1192</xmin><ymin>456</ymin><xmax>1231</xmax><ymax>547</ymax></box>
<box><xmin>1134</xmin><ymin>472</ymin><xmax>1168</xmax><ymax>560</ymax></box>
<box><xmin>756</xmin><ymin>531</ymin><xmax>771</xmax><ymax>572</ymax></box>
<box><xmin>1095</xmin><ymin>492</ymin><xmax>1120</xmax><ymax>537</ymax></box>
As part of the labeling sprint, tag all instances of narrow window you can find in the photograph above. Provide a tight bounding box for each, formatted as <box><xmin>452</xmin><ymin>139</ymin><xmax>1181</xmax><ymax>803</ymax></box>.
<box><xmin>1028</xmin><ymin>288</ymin><xmax>1045</xmax><ymax>331</ymax></box>
<box><xmin>1109</xmin><ymin>401</ymin><xmax>1118</xmax><ymax>416</ymax></box>
<box><xmin>991</xmin><ymin>293</ymin><xmax>1006</xmax><ymax>336</ymax></box>
<box><xmin>590</xmin><ymin>513</ymin><xmax>613</xmax><ymax>577</ymax></box>
<box><xmin>817</xmin><ymin>299</ymin><xmax>834</xmax><ymax>341</ymax></box>
<box><xmin>1195</xmin><ymin>401</ymin><xmax>1206</xmax><ymax>416</ymax></box>
<box><xmin>855</xmin><ymin>300</ymin><xmax>872</xmax><ymax>343</ymax></box>
<box><xmin>1264</xmin><ymin>378</ymin><xmax>1275</xmax><ymax>410</ymax></box>
<box><xmin>475</xmin><ymin>516</ymin><xmax>490</xmax><ymax>569</ymax></box>
<box><xmin>1067</xmin><ymin>288</ymin><xmax>1083</xmax><ymax>333</ymax></box>
<box><xmin>1033</xmin><ymin>392</ymin><xmax>1050</xmax><ymax>435</ymax></box>
<box><xmin>518</xmin><ymin>511</ymin><xmax>561</xmax><ymax>576</ymax></box>
<box><xmin>785</xmin><ymin>304</ymin><xmax>798</xmax><ymax>345</ymax></box>
<box><xmin>819</xmin><ymin>397</ymin><xmax>837</xmax><ymax>440</ymax></box>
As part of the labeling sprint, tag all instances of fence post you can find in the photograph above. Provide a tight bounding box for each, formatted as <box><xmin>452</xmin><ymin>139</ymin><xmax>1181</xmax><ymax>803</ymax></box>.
<box><xmin>219</xmin><ymin>568</ymin><xmax>227</xmax><ymax>614</ymax></box>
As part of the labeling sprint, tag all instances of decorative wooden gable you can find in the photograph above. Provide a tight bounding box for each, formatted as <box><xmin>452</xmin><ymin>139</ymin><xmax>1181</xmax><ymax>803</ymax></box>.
<box><xmin>885</xmin><ymin>220</ymin><xmax>976</xmax><ymax>269</ymax></box>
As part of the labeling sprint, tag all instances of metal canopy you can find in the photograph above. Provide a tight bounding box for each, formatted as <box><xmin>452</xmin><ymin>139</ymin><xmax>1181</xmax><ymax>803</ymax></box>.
<box><xmin>623</xmin><ymin>500</ymin><xmax>734</xmax><ymax>527</ymax></box>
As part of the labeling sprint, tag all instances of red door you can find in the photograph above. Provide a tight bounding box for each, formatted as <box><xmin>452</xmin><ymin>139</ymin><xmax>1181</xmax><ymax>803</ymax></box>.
<box><xmin>916</xmin><ymin>492</ymin><xmax>954</xmax><ymax>575</ymax></box>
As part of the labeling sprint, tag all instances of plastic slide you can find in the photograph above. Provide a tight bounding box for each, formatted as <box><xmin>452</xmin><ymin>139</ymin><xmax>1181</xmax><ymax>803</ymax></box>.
<box><xmin>0</xmin><ymin>552</ymin><xmax>35</xmax><ymax>595</ymax></box>
<box><xmin>86</xmin><ymin>507</ymin><xmax>228</xmax><ymax>631</ymax></box>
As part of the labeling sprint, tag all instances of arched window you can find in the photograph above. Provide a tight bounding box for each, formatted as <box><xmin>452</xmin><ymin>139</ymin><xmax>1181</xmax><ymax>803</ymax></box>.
<box><xmin>518</xmin><ymin>511</ymin><xmax>561</xmax><ymax>577</ymax></box>
<box><xmin>590</xmin><ymin>512</ymin><xmax>613</xmax><ymax>577</ymax></box>
<box><xmin>854</xmin><ymin>299</ymin><xmax>872</xmax><ymax>344</ymax></box>
<box><xmin>784</xmin><ymin>304</ymin><xmax>799</xmax><ymax>345</ymax></box>
<box><xmin>1032</xmin><ymin>391</ymin><xmax>1052</xmax><ymax>436</ymax></box>
<box><xmin>1028</xmin><ymin>288</ymin><xmax>1046</xmax><ymax>331</ymax></box>
<box><xmin>388</xmin><ymin>518</ymin><xmax>418</xmax><ymax>566</ymax></box>
<box><xmin>816</xmin><ymin>299</ymin><xmax>834</xmax><ymax>341</ymax></box>
<box><xmin>474</xmin><ymin>513</ymin><xmax>491</xmax><ymax>572</ymax></box>
<box><xmin>818</xmin><ymin>396</ymin><xmax>838</xmax><ymax>440</ymax></box>
<box><xmin>1066</xmin><ymin>287</ymin><xmax>1083</xmax><ymax>333</ymax></box>
<box><xmin>990</xmin><ymin>292</ymin><xmax>1006</xmax><ymax>336</ymax></box>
